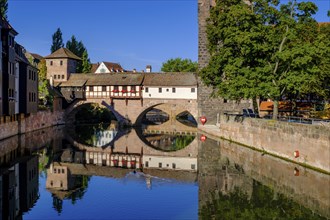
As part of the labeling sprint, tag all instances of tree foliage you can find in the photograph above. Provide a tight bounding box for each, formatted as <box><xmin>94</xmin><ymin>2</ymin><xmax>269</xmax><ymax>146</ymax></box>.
<box><xmin>38</xmin><ymin>59</ymin><xmax>51</xmax><ymax>106</ymax></box>
<box><xmin>161</xmin><ymin>58</ymin><xmax>198</xmax><ymax>72</ymax></box>
<box><xmin>0</xmin><ymin>0</ymin><xmax>8</xmax><ymax>19</ymax></box>
<box><xmin>200</xmin><ymin>0</ymin><xmax>330</xmax><ymax>119</ymax></box>
<box><xmin>50</xmin><ymin>28</ymin><xmax>64</xmax><ymax>53</ymax></box>
<box><xmin>81</xmin><ymin>50</ymin><xmax>92</xmax><ymax>73</ymax></box>
<box><xmin>66</xmin><ymin>35</ymin><xmax>91</xmax><ymax>73</ymax></box>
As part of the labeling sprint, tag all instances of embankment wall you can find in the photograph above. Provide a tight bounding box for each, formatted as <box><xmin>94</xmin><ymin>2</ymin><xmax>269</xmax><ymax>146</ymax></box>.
<box><xmin>0</xmin><ymin>110</ymin><xmax>64</xmax><ymax>140</ymax></box>
<box><xmin>217</xmin><ymin>115</ymin><xmax>330</xmax><ymax>172</ymax></box>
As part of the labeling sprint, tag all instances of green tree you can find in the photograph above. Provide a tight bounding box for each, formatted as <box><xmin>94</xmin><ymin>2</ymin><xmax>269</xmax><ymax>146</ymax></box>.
<box><xmin>161</xmin><ymin>58</ymin><xmax>198</xmax><ymax>72</ymax></box>
<box><xmin>0</xmin><ymin>0</ymin><xmax>8</xmax><ymax>19</ymax></box>
<box><xmin>200</xmin><ymin>0</ymin><xmax>327</xmax><ymax>119</ymax></box>
<box><xmin>38</xmin><ymin>59</ymin><xmax>50</xmax><ymax>106</ymax></box>
<box><xmin>81</xmin><ymin>50</ymin><xmax>91</xmax><ymax>73</ymax></box>
<box><xmin>50</xmin><ymin>28</ymin><xmax>64</xmax><ymax>53</ymax></box>
<box><xmin>66</xmin><ymin>35</ymin><xmax>90</xmax><ymax>72</ymax></box>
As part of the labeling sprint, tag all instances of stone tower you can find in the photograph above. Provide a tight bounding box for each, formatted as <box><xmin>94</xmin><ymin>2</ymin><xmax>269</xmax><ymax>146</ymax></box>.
<box><xmin>198</xmin><ymin>0</ymin><xmax>251</xmax><ymax>124</ymax></box>
<box><xmin>44</xmin><ymin>48</ymin><xmax>81</xmax><ymax>83</ymax></box>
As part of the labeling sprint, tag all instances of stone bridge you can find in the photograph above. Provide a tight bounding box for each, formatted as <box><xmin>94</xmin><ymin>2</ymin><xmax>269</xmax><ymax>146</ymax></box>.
<box><xmin>65</xmin><ymin>97</ymin><xmax>198</xmax><ymax>125</ymax></box>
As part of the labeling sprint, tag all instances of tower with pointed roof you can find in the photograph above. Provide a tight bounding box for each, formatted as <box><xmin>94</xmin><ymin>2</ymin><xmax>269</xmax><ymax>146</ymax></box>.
<box><xmin>44</xmin><ymin>48</ymin><xmax>81</xmax><ymax>82</ymax></box>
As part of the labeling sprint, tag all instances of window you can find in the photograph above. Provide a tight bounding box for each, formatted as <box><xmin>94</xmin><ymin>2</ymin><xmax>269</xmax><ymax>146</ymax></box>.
<box><xmin>172</xmin><ymin>163</ymin><xmax>176</xmax><ymax>169</ymax></box>
<box><xmin>58</xmin><ymin>75</ymin><xmax>60</xmax><ymax>79</ymax></box>
<box><xmin>50</xmin><ymin>61</ymin><xmax>53</xmax><ymax>66</ymax></box>
<box><xmin>54</xmin><ymin>168</ymin><xmax>57</xmax><ymax>173</ymax></box>
<box><xmin>158</xmin><ymin>163</ymin><xmax>162</xmax><ymax>168</ymax></box>
<box><xmin>158</xmin><ymin>88</ymin><xmax>162</xmax><ymax>93</ymax></box>
<box><xmin>60</xmin><ymin>60</ymin><xmax>63</xmax><ymax>65</ymax></box>
<box><xmin>89</xmin><ymin>86</ymin><xmax>94</xmax><ymax>92</ymax></box>
<box><xmin>191</xmin><ymin>88</ymin><xmax>196</xmax><ymax>93</ymax></box>
<box><xmin>102</xmin><ymin>86</ymin><xmax>106</xmax><ymax>92</ymax></box>
<box><xmin>145</xmin><ymin>87</ymin><xmax>149</xmax><ymax>93</ymax></box>
<box><xmin>54</xmin><ymin>75</ymin><xmax>57</xmax><ymax>79</ymax></box>
<box><xmin>223</xmin><ymin>99</ymin><xmax>228</xmax><ymax>103</ymax></box>
<box><xmin>122</xmin><ymin>86</ymin><xmax>127</xmax><ymax>93</ymax></box>
<box><xmin>29</xmin><ymin>93</ymin><xmax>31</xmax><ymax>102</ymax></box>
<box><xmin>62</xmin><ymin>75</ymin><xmax>65</xmax><ymax>79</ymax></box>
<box><xmin>191</xmin><ymin>164</ymin><xmax>196</xmax><ymax>170</ymax></box>
<box><xmin>172</xmin><ymin>88</ymin><xmax>176</xmax><ymax>93</ymax></box>
<box><xmin>145</xmin><ymin>161</ymin><xmax>149</xmax><ymax>167</ymax></box>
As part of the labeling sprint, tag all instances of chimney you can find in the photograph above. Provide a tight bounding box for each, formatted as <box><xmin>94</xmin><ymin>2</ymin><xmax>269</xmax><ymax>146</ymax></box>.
<box><xmin>146</xmin><ymin>65</ymin><xmax>152</xmax><ymax>73</ymax></box>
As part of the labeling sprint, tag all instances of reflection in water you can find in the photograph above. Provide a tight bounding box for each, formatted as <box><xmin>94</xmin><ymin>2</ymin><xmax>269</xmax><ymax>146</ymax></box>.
<box><xmin>200</xmin><ymin>181</ymin><xmax>327</xmax><ymax>220</ymax></box>
<box><xmin>70</xmin><ymin>123</ymin><xmax>118</xmax><ymax>147</ymax></box>
<box><xmin>0</xmin><ymin>123</ymin><xmax>328</xmax><ymax>219</ymax></box>
<box><xmin>198</xmin><ymin>137</ymin><xmax>330</xmax><ymax>219</ymax></box>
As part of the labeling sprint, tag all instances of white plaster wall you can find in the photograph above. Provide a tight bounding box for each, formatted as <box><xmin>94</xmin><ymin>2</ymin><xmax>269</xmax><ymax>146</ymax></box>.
<box><xmin>93</xmin><ymin>129</ymin><xmax>117</xmax><ymax>147</ymax></box>
<box><xmin>143</xmin><ymin>155</ymin><xmax>197</xmax><ymax>171</ymax></box>
<box><xmin>142</xmin><ymin>86</ymin><xmax>197</xmax><ymax>100</ymax></box>
<box><xmin>95</xmin><ymin>62</ymin><xmax>110</xmax><ymax>73</ymax></box>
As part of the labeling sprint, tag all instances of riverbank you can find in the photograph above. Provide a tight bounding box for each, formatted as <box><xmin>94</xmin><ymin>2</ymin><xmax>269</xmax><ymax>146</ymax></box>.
<box><xmin>198</xmin><ymin>116</ymin><xmax>330</xmax><ymax>175</ymax></box>
<box><xmin>0</xmin><ymin>110</ymin><xmax>65</xmax><ymax>140</ymax></box>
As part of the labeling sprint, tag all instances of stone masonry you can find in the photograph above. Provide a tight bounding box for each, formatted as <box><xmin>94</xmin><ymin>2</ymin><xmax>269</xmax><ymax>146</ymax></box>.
<box><xmin>198</xmin><ymin>0</ymin><xmax>252</xmax><ymax>124</ymax></box>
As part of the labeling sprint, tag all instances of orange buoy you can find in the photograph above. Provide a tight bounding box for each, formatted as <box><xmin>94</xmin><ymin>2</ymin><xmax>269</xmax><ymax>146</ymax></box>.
<box><xmin>200</xmin><ymin>116</ymin><xmax>207</xmax><ymax>125</ymax></box>
<box><xmin>294</xmin><ymin>167</ymin><xmax>299</xmax><ymax>176</ymax></box>
<box><xmin>294</xmin><ymin>150</ymin><xmax>299</xmax><ymax>158</ymax></box>
<box><xmin>200</xmin><ymin>135</ymin><xmax>207</xmax><ymax>142</ymax></box>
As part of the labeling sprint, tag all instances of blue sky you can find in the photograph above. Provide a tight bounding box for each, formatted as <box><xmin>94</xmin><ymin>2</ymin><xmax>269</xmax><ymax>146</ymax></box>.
<box><xmin>8</xmin><ymin>0</ymin><xmax>329</xmax><ymax>72</ymax></box>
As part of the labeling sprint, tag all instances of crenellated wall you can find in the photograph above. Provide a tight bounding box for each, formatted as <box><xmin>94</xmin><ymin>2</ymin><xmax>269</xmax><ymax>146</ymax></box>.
<box><xmin>0</xmin><ymin>110</ymin><xmax>65</xmax><ymax>141</ymax></box>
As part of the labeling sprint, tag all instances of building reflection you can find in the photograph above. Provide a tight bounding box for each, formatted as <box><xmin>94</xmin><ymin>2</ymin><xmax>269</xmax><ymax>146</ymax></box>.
<box><xmin>0</xmin><ymin>155</ymin><xmax>39</xmax><ymax>220</ymax></box>
<box><xmin>0</xmin><ymin>126</ymin><xmax>65</xmax><ymax>218</ymax></box>
<box><xmin>44</xmin><ymin>123</ymin><xmax>198</xmax><ymax>201</ymax></box>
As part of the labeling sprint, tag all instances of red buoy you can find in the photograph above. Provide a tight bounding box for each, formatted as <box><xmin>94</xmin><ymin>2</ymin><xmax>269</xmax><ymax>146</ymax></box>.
<box><xmin>200</xmin><ymin>135</ymin><xmax>207</xmax><ymax>142</ymax></box>
<box><xmin>200</xmin><ymin>116</ymin><xmax>207</xmax><ymax>125</ymax></box>
<box><xmin>294</xmin><ymin>150</ymin><xmax>299</xmax><ymax>158</ymax></box>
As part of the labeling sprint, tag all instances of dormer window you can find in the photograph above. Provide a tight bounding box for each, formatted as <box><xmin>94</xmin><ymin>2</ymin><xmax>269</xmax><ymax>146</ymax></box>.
<box><xmin>100</xmin><ymin>68</ymin><xmax>106</xmax><ymax>73</ymax></box>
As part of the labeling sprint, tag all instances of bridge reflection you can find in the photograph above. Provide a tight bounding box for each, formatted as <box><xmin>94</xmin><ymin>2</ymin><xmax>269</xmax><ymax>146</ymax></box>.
<box><xmin>1</xmin><ymin>124</ymin><xmax>328</xmax><ymax>219</ymax></box>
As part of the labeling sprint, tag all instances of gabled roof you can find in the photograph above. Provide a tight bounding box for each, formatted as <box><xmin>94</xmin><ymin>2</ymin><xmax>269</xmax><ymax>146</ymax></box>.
<box><xmin>44</xmin><ymin>48</ymin><xmax>81</xmax><ymax>60</ymax></box>
<box><xmin>143</xmin><ymin>73</ymin><xmax>197</xmax><ymax>86</ymax></box>
<box><xmin>0</xmin><ymin>17</ymin><xmax>18</xmax><ymax>35</ymax></box>
<box><xmin>30</xmin><ymin>53</ymin><xmax>44</xmax><ymax>61</ymax></box>
<box><xmin>93</xmin><ymin>61</ymin><xmax>124</xmax><ymax>73</ymax></box>
<box><xmin>90</xmin><ymin>63</ymin><xmax>99</xmax><ymax>73</ymax></box>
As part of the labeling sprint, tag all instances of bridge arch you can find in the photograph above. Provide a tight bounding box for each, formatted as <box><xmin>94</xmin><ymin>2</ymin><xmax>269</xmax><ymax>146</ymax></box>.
<box><xmin>64</xmin><ymin>98</ymin><xmax>198</xmax><ymax>126</ymax></box>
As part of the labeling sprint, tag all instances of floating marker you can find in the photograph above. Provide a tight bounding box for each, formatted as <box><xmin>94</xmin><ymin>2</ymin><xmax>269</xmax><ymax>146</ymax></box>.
<box><xmin>200</xmin><ymin>116</ymin><xmax>207</xmax><ymax>125</ymax></box>
<box><xmin>200</xmin><ymin>135</ymin><xmax>207</xmax><ymax>142</ymax></box>
<box><xmin>294</xmin><ymin>150</ymin><xmax>299</xmax><ymax>158</ymax></box>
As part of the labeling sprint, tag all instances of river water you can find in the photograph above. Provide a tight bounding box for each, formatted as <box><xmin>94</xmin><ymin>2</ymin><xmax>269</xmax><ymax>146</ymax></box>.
<box><xmin>0</xmin><ymin>123</ymin><xmax>329</xmax><ymax>219</ymax></box>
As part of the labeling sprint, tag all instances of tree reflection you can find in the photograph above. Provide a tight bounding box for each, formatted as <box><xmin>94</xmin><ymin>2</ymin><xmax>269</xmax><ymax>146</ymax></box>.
<box><xmin>199</xmin><ymin>181</ymin><xmax>326</xmax><ymax>220</ymax></box>
<box><xmin>52</xmin><ymin>195</ymin><xmax>63</xmax><ymax>214</ymax></box>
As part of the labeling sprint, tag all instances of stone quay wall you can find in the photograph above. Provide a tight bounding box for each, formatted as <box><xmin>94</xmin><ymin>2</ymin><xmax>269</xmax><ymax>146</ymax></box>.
<box><xmin>0</xmin><ymin>110</ymin><xmax>65</xmax><ymax>141</ymax></box>
<box><xmin>218</xmin><ymin>115</ymin><xmax>330</xmax><ymax>172</ymax></box>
